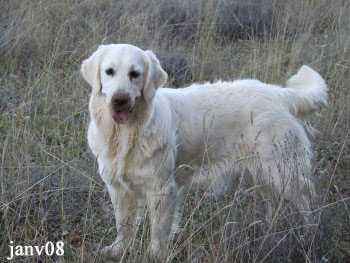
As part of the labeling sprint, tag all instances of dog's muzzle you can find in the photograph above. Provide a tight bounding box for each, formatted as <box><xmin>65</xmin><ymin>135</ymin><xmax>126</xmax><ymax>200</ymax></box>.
<box><xmin>110</xmin><ymin>93</ymin><xmax>132</xmax><ymax>124</ymax></box>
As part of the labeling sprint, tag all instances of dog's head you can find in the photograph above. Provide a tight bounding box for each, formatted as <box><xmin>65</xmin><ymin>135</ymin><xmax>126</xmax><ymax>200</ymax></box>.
<box><xmin>81</xmin><ymin>44</ymin><xmax>167</xmax><ymax>124</ymax></box>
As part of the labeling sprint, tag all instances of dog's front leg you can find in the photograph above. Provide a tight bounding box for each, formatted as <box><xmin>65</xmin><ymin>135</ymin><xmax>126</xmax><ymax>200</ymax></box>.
<box><xmin>100</xmin><ymin>185</ymin><xmax>138</xmax><ymax>260</ymax></box>
<box><xmin>146</xmin><ymin>179</ymin><xmax>182</xmax><ymax>260</ymax></box>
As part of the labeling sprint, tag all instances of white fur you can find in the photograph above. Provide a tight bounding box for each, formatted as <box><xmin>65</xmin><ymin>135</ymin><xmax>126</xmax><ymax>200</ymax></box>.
<box><xmin>81</xmin><ymin>44</ymin><xmax>327</xmax><ymax>260</ymax></box>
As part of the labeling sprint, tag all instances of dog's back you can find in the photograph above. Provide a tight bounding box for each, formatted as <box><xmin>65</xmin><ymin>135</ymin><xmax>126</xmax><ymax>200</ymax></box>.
<box><xmin>164</xmin><ymin>66</ymin><xmax>327</xmax><ymax>220</ymax></box>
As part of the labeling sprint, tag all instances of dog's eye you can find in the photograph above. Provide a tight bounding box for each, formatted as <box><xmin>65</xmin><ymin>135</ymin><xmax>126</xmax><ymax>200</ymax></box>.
<box><xmin>105</xmin><ymin>68</ymin><xmax>115</xmax><ymax>76</ymax></box>
<box><xmin>129</xmin><ymin>70</ymin><xmax>140</xmax><ymax>79</ymax></box>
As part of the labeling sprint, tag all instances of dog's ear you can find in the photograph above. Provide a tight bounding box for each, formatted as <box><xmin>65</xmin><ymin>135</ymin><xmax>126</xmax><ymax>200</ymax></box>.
<box><xmin>143</xmin><ymin>50</ymin><xmax>167</xmax><ymax>102</ymax></box>
<box><xmin>81</xmin><ymin>45</ymin><xmax>105</xmax><ymax>94</ymax></box>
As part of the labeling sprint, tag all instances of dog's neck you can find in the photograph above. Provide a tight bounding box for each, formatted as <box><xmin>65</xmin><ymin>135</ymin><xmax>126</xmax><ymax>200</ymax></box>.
<box><xmin>89</xmin><ymin>93</ymin><xmax>157</xmax><ymax>188</ymax></box>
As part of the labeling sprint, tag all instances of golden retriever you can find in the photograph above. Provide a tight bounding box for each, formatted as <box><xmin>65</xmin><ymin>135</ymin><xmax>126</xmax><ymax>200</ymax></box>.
<box><xmin>81</xmin><ymin>44</ymin><xmax>327</xmax><ymax>260</ymax></box>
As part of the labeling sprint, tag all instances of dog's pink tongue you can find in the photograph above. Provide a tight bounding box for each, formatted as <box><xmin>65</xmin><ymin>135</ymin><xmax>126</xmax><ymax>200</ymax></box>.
<box><xmin>112</xmin><ymin>112</ymin><xmax>128</xmax><ymax>124</ymax></box>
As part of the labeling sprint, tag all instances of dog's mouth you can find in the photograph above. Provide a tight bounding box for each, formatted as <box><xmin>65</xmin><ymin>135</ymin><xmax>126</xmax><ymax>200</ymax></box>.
<box><xmin>111</xmin><ymin>108</ymin><xmax>133</xmax><ymax>124</ymax></box>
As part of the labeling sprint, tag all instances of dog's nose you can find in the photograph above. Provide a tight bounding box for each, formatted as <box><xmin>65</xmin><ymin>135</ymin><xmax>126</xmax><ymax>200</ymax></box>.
<box><xmin>111</xmin><ymin>93</ymin><xmax>131</xmax><ymax>111</ymax></box>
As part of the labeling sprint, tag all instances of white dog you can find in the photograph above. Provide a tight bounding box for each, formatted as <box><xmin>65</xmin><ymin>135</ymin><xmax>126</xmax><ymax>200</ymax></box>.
<box><xmin>81</xmin><ymin>44</ymin><xmax>327</xmax><ymax>260</ymax></box>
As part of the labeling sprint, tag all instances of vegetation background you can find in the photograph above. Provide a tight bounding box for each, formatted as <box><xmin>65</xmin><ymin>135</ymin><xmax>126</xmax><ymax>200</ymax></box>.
<box><xmin>0</xmin><ymin>0</ymin><xmax>349</xmax><ymax>262</ymax></box>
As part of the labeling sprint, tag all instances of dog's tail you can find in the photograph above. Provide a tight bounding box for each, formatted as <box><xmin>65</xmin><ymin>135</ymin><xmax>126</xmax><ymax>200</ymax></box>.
<box><xmin>285</xmin><ymin>65</ymin><xmax>328</xmax><ymax>120</ymax></box>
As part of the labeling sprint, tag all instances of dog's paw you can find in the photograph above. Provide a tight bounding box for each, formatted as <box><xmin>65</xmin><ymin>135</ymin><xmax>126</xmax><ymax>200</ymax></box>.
<box><xmin>145</xmin><ymin>240</ymin><xmax>167</xmax><ymax>263</ymax></box>
<box><xmin>94</xmin><ymin>243</ymin><xmax>125</xmax><ymax>262</ymax></box>
<box><xmin>145</xmin><ymin>251</ymin><xmax>163</xmax><ymax>263</ymax></box>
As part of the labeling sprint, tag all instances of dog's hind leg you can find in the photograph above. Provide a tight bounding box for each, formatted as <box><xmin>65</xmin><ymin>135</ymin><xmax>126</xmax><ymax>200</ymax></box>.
<box><xmin>249</xmin><ymin>156</ymin><xmax>315</xmax><ymax>224</ymax></box>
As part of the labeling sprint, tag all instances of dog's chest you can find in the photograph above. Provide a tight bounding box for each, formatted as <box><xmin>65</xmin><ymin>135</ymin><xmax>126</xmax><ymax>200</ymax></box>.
<box><xmin>88</xmin><ymin>122</ymin><xmax>156</xmax><ymax>191</ymax></box>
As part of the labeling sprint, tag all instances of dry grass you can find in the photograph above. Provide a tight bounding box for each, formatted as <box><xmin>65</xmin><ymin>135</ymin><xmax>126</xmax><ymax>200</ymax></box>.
<box><xmin>0</xmin><ymin>0</ymin><xmax>349</xmax><ymax>262</ymax></box>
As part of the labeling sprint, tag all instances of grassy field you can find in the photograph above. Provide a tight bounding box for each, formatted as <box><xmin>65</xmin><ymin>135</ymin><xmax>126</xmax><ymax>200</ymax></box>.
<box><xmin>0</xmin><ymin>0</ymin><xmax>349</xmax><ymax>262</ymax></box>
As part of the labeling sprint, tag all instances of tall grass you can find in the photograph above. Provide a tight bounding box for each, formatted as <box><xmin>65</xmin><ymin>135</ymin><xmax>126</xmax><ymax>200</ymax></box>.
<box><xmin>0</xmin><ymin>0</ymin><xmax>349</xmax><ymax>262</ymax></box>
